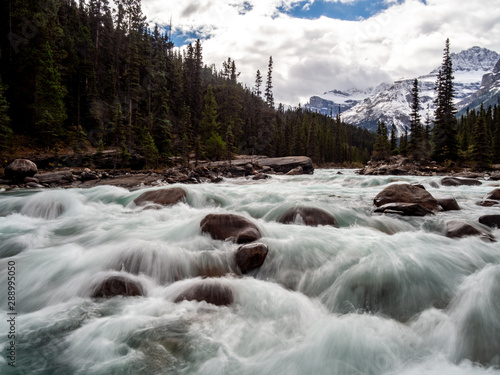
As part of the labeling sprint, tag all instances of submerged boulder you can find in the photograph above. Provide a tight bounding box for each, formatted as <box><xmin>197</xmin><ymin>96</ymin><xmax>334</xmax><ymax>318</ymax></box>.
<box><xmin>277</xmin><ymin>206</ymin><xmax>338</xmax><ymax>227</ymax></box>
<box><xmin>133</xmin><ymin>187</ymin><xmax>187</xmax><ymax>207</ymax></box>
<box><xmin>174</xmin><ymin>279</ymin><xmax>233</xmax><ymax>306</ymax></box>
<box><xmin>373</xmin><ymin>184</ymin><xmax>441</xmax><ymax>215</ymax></box>
<box><xmin>479</xmin><ymin>215</ymin><xmax>500</xmax><ymax>229</ymax></box>
<box><xmin>441</xmin><ymin>177</ymin><xmax>482</xmax><ymax>186</ymax></box>
<box><xmin>485</xmin><ymin>188</ymin><xmax>500</xmax><ymax>201</ymax></box>
<box><xmin>437</xmin><ymin>197</ymin><xmax>460</xmax><ymax>211</ymax></box>
<box><xmin>5</xmin><ymin>159</ymin><xmax>38</xmax><ymax>182</ymax></box>
<box><xmin>200</xmin><ymin>214</ymin><xmax>261</xmax><ymax>244</ymax></box>
<box><xmin>374</xmin><ymin>203</ymin><xmax>434</xmax><ymax>217</ymax></box>
<box><xmin>235</xmin><ymin>243</ymin><xmax>269</xmax><ymax>273</ymax></box>
<box><xmin>445</xmin><ymin>220</ymin><xmax>496</xmax><ymax>242</ymax></box>
<box><xmin>91</xmin><ymin>276</ymin><xmax>144</xmax><ymax>298</ymax></box>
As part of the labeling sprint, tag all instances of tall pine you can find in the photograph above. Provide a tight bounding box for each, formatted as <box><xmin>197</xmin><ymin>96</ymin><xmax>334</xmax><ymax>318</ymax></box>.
<box><xmin>432</xmin><ymin>39</ymin><xmax>458</xmax><ymax>163</ymax></box>
<box><xmin>265</xmin><ymin>56</ymin><xmax>274</xmax><ymax>107</ymax></box>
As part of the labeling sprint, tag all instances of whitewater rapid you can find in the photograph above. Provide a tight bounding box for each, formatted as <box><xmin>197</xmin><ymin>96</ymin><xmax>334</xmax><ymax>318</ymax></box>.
<box><xmin>0</xmin><ymin>169</ymin><xmax>499</xmax><ymax>374</ymax></box>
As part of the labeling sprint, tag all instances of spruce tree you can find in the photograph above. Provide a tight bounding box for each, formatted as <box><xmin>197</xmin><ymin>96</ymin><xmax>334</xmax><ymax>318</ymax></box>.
<box><xmin>373</xmin><ymin>120</ymin><xmax>390</xmax><ymax>160</ymax></box>
<box><xmin>408</xmin><ymin>78</ymin><xmax>423</xmax><ymax>160</ymax></box>
<box><xmin>35</xmin><ymin>42</ymin><xmax>68</xmax><ymax>147</ymax></box>
<box><xmin>390</xmin><ymin>124</ymin><xmax>398</xmax><ymax>155</ymax></box>
<box><xmin>472</xmin><ymin>106</ymin><xmax>491</xmax><ymax>169</ymax></box>
<box><xmin>254</xmin><ymin>70</ymin><xmax>262</xmax><ymax>97</ymax></box>
<box><xmin>432</xmin><ymin>39</ymin><xmax>458</xmax><ymax>163</ymax></box>
<box><xmin>265</xmin><ymin>56</ymin><xmax>274</xmax><ymax>107</ymax></box>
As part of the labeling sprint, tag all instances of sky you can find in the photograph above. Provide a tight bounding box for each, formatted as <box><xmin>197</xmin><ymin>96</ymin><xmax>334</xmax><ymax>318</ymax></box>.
<box><xmin>142</xmin><ymin>0</ymin><xmax>500</xmax><ymax>106</ymax></box>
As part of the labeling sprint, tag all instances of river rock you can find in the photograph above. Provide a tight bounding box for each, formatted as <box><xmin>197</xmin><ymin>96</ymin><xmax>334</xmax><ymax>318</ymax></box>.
<box><xmin>477</xmin><ymin>200</ymin><xmax>500</xmax><ymax>207</ymax></box>
<box><xmin>201</xmin><ymin>214</ymin><xmax>261</xmax><ymax>244</ymax></box>
<box><xmin>252</xmin><ymin>173</ymin><xmax>270</xmax><ymax>180</ymax></box>
<box><xmin>34</xmin><ymin>171</ymin><xmax>74</xmax><ymax>185</ymax></box>
<box><xmin>286</xmin><ymin>166</ymin><xmax>303</xmax><ymax>175</ymax></box>
<box><xmin>485</xmin><ymin>188</ymin><xmax>500</xmax><ymax>200</ymax></box>
<box><xmin>445</xmin><ymin>220</ymin><xmax>496</xmax><ymax>242</ymax></box>
<box><xmin>174</xmin><ymin>280</ymin><xmax>234</xmax><ymax>306</ymax></box>
<box><xmin>375</xmin><ymin>203</ymin><xmax>434</xmax><ymax>216</ymax></box>
<box><xmin>134</xmin><ymin>187</ymin><xmax>186</xmax><ymax>207</ymax></box>
<box><xmin>5</xmin><ymin>159</ymin><xmax>38</xmax><ymax>182</ymax></box>
<box><xmin>258</xmin><ymin>156</ymin><xmax>314</xmax><ymax>174</ymax></box>
<box><xmin>278</xmin><ymin>206</ymin><xmax>338</xmax><ymax>227</ymax></box>
<box><xmin>373</xmin><ymin>184</ymin><xmax>441</xmax><ymax>214</ymax></box>
<box><xmin>235</xmin><ymin>243</ymin><xmax>269</xmax><ymax>273</ymax></box>
<box><xmin>91</xmin><ymin>276</ymin><xmax>144</xmax><ymax>298</ymax></box>
<box><xmin>437</xmin><ymin>197</ymin><xmax>460</xmax><ymax>211</ymax></box>
<box><xmin>478</xmin><ymin>215</ymin><xmax>500</xmax><ymax>229</ymax></box>
<box><xmin>441</xmin><ymin>177</ymin><xmax>482</xmax><ymax>186</ymax></box>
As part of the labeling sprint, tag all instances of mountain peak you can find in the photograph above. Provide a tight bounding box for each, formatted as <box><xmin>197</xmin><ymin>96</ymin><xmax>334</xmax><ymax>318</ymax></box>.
<box><xmin>434</xmin><ymin>46</ymin><xmax>499</xmax><ymax>73</ymax></box>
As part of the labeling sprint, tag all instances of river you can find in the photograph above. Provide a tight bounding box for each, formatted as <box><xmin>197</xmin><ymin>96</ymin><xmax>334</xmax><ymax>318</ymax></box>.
<box><xmin>1</xmin><ymin>169</ymin><xmax>499</xmax><ymax>374</ymax></box>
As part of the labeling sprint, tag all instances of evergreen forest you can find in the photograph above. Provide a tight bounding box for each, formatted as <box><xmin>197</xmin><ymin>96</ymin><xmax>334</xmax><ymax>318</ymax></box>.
<box><xmin>0</xmin><ymin>0</ymin><xmax>375</xmax><ymax>168</ymax></box>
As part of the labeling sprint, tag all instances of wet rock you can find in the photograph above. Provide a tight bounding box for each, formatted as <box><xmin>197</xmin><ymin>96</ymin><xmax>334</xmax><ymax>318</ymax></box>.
<box><xmin>373</xmin><ymin>183</ymin><xmax>441</xmax><ymax>214</ymax></box>
<box><xmin>80</xmin><ymin>169</ymin><xmax>99</xmax><ymax>181</ymax></box>
<box><xmin>258</xmin><ymin>156</ymin><xmax>313</xmax><ymax>174</ymax></box>
<box><xmin>286</xmin><ymin>166</ymin><xmax>303</xmax><ymax>175</ymax></box>
<box><xmin>235</xmin><ymin>243</ymin><xmax>269</xmax><ymax>273</ymax></box>
<box><xmin>445</xmin><ymin>220</ymin><xmax>496</xmax><ymax>242</ymax></box>
<box><xmin>200</xmin><ymin>214</ymin><xmax>261</xmax><ymax>244</ymax></box>
<box><xmin>485</xmin><ymin>188</ymin><xmax>500</xmax><ymax>200</ymax></box>
<box><xmin>5</xmin><ymin>159</ymin><xmax>38</xmax><ymax>182</ymax></box>
<box><xmin>26</xmin><ymin>182</ymin><xmax>44</xmax><ymax>188</ymax></box>
<box><xmin>437</xmin><ymin>197</ymin><xmax>460</xmax><ymax>211</ymax></box>
<box><xmin>477</xmin><ymin>200</ymin><xmax>499</xmax><ymax>207</ymax></box>
<box><xmin>134</xmin><ymin>187</ymin><xmax>186</xmax><ymax>208</ymax></box>
<box><xmin>34</xmin><ymin>171</ymin><xmax>74</xmax><ymax>185</ymax></box>
<box><xmin>441</xmin><ymin>177</ymin><xmax>482</xmax><ymax>186</ymax></box>
<box><xmin>278</xmin><ymin>206</ymin><xmax>338</xmax><ymax>227</ymax></box>
<box><xmin>91</xmin><ymin>276</ymin><xmax>144</xmax><ymax>298</ymax></box>
<box><xmin>375</xmin><ymin>203</ymin><xmax>434</xmax><ymax>217</ymax></box>
<box><xmin>479</xmin><ymin>215</ymin><xmax>500</xmax><ymax>229</ymax></box>
<box><xmin>252</xmin><ymin>173</ymin><xmax>270</xmax><ymax>180</ymax></box>
<box><xmin>174</xmin><ymin>279</ymin><xmax>233</xmax><ymax>306</ymax></box>
<box><xmin>24</xmin><ymin>176</ymin><xmax>40</xmax><ymax>184</ymax></box>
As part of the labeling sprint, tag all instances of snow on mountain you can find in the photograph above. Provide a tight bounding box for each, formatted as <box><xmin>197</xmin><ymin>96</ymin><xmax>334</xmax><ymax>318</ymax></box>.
<box><xmin>307</xmin><ymin>47</ymin><xmax>499</xmax><ymax>137</ymax></box>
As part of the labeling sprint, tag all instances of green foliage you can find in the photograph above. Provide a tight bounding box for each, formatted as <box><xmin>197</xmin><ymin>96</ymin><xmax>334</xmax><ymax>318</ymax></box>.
<box><xmin>432</xmin><ymin>39</ymin><xmax>458</xmax><ymax>162</ymax></box>
<box><xmin>35</xmin><ymin>42</ymin><xmax>68</xmax><ymax>147</ymax></box>
<box><xmin>373</xmin><ymin>121</ymin><xmax>390</xmax><ymax>161</ymax></box>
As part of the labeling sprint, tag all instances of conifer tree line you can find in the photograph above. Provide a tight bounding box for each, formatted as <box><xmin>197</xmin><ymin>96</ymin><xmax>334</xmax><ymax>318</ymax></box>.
<box><xmin>0</xmin><ymin>0</ymin><xmax>373</xmax><ymax>167</ymax></box>
<box><xmin>373</xmin><ymin>39</ymin><xmax>500</xmax><ymax>169</ymax></box>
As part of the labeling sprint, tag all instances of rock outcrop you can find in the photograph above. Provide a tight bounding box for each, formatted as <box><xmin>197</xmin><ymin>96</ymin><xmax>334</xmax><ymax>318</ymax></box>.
<box><xmin>445</xmin><ymin>220</ymin><xmax>496</xmax><ymax>242</ymax></box>
<box><xmin>200</xmin><ymin>214</ymin><xmax>262</xmax><ymax>244</ymax></box>
<box><xmin>373</xmin><ymin>184</ymin><xmax>441</xmax><ymax>215</ymax></box>
<box><xmin>441</xmin><ymin>177</ymin><xmax>482</xmax><ymax>186</ymax></box>
<box><xmin>174</xmin><ymin>280</ymin><xmax>234</xmax><ymax>306</ymax></box>
<box><xmin>277</xmin><ymin>207</ymin><xmax>338</xmax><ymax>227</ymax></box>
<box><xmin>91</xmin><ymin>276</ymin><xmax>144</xmax><ymax>298</ymax></box>
<box><xmin>5</xmin><ymin>159</ymin><xmax>38</xmax><ymax>182</ymax></box>
<box><xmin>235</xmin><ymin>243</ymin><xmax>269</xmax><ymax>273</ymax></box>
<box><xmin>133</xmin><ymin>187</ymin><xmax>186</xmax><ymax>208</ymax></box>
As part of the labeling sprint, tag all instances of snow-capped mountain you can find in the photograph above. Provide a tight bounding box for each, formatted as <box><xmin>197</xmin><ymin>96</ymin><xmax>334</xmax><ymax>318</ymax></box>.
<box><xmin>306</xmin><ymin>87</ymin><xmax>379</xmax><ymax>116</ymax></box>
<box><xmin>457</xmin><ymin>57</ymin><xmax>500</xmax><ymax>114</ymax></box>
<box><xmin>307</xmin><ymin>47</ymin><xmax>499</xmax><ymax>137</ymax></box>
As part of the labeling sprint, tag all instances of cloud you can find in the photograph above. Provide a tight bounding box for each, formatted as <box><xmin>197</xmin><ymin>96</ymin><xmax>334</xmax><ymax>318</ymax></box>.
<box><xmin>142</xmin><ymin>0</ymin><xmax>500</xmax><ymax>106</ymax></box>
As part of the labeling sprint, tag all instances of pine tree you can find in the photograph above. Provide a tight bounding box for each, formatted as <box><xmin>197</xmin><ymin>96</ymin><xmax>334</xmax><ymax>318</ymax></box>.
<box><xmin>254</xmin><ymin>70</ymin><xmax>262</xmax><ymax>97</ymax></box>
<box><xmin>390</xmin><ymin>124</ymin><xmax>398</xmax><ymax>155</ymax></box>
<box><xmin>0</xmin><ymin>75</ymin><xmax>13</xmax><ymax>156</ymax></box>
<box><xmin>432</xmin><ymin>39</ymin><xmax>458</xmax><ymax>163</ymax></box>
<box><xmin>200</xmin><ymin>85</ymin><xmax>225</xmax><ymax>159</ymax></box>
<box><xmin>373</xmin><ymin>120</ymin><xmax>390</xmax><ymax>160</ymax></box>
<box><xmin>400</xmin><ymin>126</ymin><xmax>408</xmax><ymax>156</ymax></box>
<box><xmin>35</xmin><ymin>42</ymin><xmax>68</xmax><ymax>147</ymax></box>
<box><xmin>408</xmin><ymin>78</ymin><xmax>423</xmax><ymax>160</ymax></box>
<box><xmin>472</xmin><ymin>106</ymin><xmax>491</xmax><ymax>169</ymax></box>
<box><xmin>265</xmin><ymin>56</ymin><xmax>274</xmax><ymax>107</ymax></box>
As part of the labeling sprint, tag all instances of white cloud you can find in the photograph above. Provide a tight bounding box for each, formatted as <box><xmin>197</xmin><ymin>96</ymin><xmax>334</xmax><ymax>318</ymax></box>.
<box><xmin>142</xmin><ymin>0</ymin><xmax>500</xmax><ymax>106</ymax></box>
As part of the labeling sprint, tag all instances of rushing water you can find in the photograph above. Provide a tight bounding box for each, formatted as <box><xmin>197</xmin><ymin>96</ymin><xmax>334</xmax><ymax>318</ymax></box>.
<box><xmin>1</xmin><ymin>169</ymin><xmax>499</xmax><ymax>375</ymax></box>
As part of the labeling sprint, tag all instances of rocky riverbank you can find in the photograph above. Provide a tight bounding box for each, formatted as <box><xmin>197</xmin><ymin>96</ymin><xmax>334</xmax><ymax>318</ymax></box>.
<box><xmin>0</xmin><ymin>155</ymin><xmax>314</xmax><ymax>190</ymax></box>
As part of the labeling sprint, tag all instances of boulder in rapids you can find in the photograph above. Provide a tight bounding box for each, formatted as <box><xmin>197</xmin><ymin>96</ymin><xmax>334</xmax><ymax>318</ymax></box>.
<box><xmin>436</xmin><ymin>197</ymin><xmax>460</xmax><ymax>211</ymax></box>
<box><xmin>91</xmin><ymin>276</ymin><xmax>144</xmax><ymax>298</ymax></box>
<box><xmin>441</xmin><ymin>177</ymin><xmax>482</xmax><ymax>186</ymax></box>
<box><xmin>373</xmin><ymin>184</ymin><xmax>441</xmax><ymax>214</ymax></box>
<box><xmin>374</xmin><ymin>203</ymin><xmax>434</xmax><ymax>217</ymax></box>
<box><xmin>445</xmin><ymin>220</ymin><xmax>496</xmax><ymax>242</ymax></box>
<box><xmin>485</xmin><ymin>188</ymin><xmax>500</xmax><ymax>200</ymax></box>
<box><xmin>478</xmin><ymin>215</ymin><xmax>500</xmax><ymax>229</ymax></box>
<box><xmin>286</xmin><ymin>166</ymin><xmax>303</xmax><ymax>175</ymax></box>
<box><xmin>235</xmin><ymin>243</ymin><xmax>269</xmax><ymax>273</ymax></box>
<box><xmin>174</xmin><ymin>279</ymin><xmax>234</xmax><ymax>306</ymax></box>
<box><xmin>34</xmin><ymin>171</ymin><xmax>74</xmax><ymax>185</ymax></box>
<box><xmin>134</xmin><ymin>187</ymin><xmax>186</xmax><ymax>208</ymax></box>
<box><xmin>5</xmin><ymin>159</ymin><xmax>38</xmax><ymax>182</ymax></box>
<box><xmin>277</xmin><ymin>206</ymin><xmax>338</xmax><ymax>227</ymax></box>
<box><xmin>200</xmin><ymin>214</ymin><xmax>261</xmax><ymax>244</ymax></box>
<box><xmin>476</xmin><ymin>200</ymin><xmax>499</xmax><ymax>207</ymax></box>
